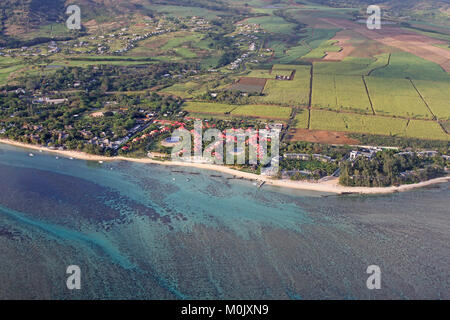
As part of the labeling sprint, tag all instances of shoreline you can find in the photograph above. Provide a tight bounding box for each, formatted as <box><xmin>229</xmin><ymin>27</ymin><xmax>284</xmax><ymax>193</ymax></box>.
<box><xmin>1</xmin><ymin>138</ymin><xmax>449</xmax><ymax>195</ymax></box>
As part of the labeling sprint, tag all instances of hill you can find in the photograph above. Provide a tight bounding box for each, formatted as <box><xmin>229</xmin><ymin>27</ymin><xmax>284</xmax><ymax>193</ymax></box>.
<box><xmin>0</xmin><ymin>0</ymin><xmax>233</xmax><ymax>40</ymax></box>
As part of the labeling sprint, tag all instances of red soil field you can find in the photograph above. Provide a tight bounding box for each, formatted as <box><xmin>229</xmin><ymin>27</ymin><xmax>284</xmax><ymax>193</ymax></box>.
<box><xmin>323</xmin><ymin>37</ymin><xmax>355</xmax><ymax>61</ymax></box>
<box><xmin>287</xmin><ymin>129</ymin><xmax>359</xmax><ymax>145</ymax></box>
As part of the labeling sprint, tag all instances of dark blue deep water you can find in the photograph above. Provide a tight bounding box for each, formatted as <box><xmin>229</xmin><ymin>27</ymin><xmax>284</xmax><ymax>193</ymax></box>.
<box><xmin>0</xmin><ymin>143</ymin><xmax>448</xmax><ymax>299</ymax></box>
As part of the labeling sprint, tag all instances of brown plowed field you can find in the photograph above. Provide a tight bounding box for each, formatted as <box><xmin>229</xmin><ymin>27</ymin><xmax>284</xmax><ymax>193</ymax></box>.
<box><xmin>323</xmin><ymin>37</ymin><xmax>355</xmax><ymax>61</ymax></box>
<box><xmin>229</xmin><ymin>77</ymin><xmax>267</xmax><ymax>93</ymax></box>
<box><xmin>287</xmin><ymin>129</ymin><xmax>359</xmax><ymax>145</ymax></box>
<box><xmin>320</xmin><ymin>18</ymin><xmax>450</xmax><ymax>72</ymax></box>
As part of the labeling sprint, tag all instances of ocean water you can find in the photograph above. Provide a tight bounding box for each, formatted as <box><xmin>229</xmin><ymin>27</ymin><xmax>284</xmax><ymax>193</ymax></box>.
<box><xmin>0</xmin><ymin>143</ymin><xmax>448</xmax><ymax>299</ymax></box>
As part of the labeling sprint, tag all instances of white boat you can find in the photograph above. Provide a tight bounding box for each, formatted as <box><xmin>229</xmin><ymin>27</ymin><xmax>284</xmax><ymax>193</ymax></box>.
<box><xmin>29</xmin><ymin>153</ymin><xmax>34</xmax><ymax>157</ymax></box>
<box><xmin>99</xmin><ymin>161</ymin><xmax>104</xmax><ymax>164</ymax></box>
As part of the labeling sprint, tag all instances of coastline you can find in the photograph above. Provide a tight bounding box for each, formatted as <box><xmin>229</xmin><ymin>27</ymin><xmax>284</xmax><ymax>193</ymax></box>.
<box><xmin>1</xmin><ymin>138</ymin><xmax>449</xmax><ymax>195</ymax></box>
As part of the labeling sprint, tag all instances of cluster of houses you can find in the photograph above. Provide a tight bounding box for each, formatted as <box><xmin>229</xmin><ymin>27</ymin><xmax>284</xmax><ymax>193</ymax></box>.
<box><xmin>228</xmin><ymin>23</ymin><xmax>265</xmax><ymax>70</ymax></box>
<box><xmin>85</xmin><ymin>118</ymin><xmax>155</xmax><ymax>151</ymax></box>
<box><xmin>275</xmin><ymin>74</ymin><xmax>293</xmax><ymax>81</ymax></box>
<box><xmin>187</xmin><ymin>16</ymin><xmax>211</xmax><ymax>32</ymax></box>
<box><xmin>236</xmin><ymin>23</ymin><xmax>264</xmax><ymax>34</ymax></box>
<box><xmin>32</xmin><ymin>97</ymin><xmax>68</xmax><ymax>105</ymax></box>
<box><xmin>284</xmin><ymin>153</ymin><xmax>334</xmax><ymax>163</ymax></box>
<box><xmin>113</xmin><ymin>28</ymin><xmax>173</xmax><ymax>54</ymax></box>
<box><xmin>48</xmin><ymin>41</ymin><xmax>61</xmax><ymax>54</ymax></box>
<box><xmin>122</xmin><ymin>119</ymin><xmax>186</xmax><ymax>151</ymax></box>
<box><xmin>229</xmin><ymin>51</ymin><xmax>258</xmax><ymax>70</ymax></box>
<box><xmin>0</xmin><ymin>46</ymin><xmax>43</xmax><ymax>57</ymax></box>
<box><xmin>349</xmin><ymin>148</ymin><xmax>382</xmax><ymax>161</ymax></box>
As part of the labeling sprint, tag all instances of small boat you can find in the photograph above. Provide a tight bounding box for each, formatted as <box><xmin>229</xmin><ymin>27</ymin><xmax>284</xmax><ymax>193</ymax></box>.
<box><xmin>29</xmin><ymin>153</ymin><xmax>34</xmax><ymax>157</ymax></box>
<box><xmin>172</xmin><ymin>178</ymin><xmax>176</xmax><ymax>181</ymax></box>
<box><xmin>99</xmin><ymin>161</ymin><xmax>104</xmax><ymax>164</ymax></box>
<box><xmin>69</xmin><ymin>157</ymin><xmax>74</xmax><ymax>160</ymax></box>
<box><xmin>55</xmin><ymin>156</ymin><xmax>59</xmax><ymax>160</ymax></box>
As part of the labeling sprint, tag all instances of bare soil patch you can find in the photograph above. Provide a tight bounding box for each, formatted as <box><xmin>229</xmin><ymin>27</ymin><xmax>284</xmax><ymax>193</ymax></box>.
<box><xmin>229</xmin><ymin>77</ymin><xmax>267</xmax><ymax>93</ymax></box>
<box><xmin>144</xmin><ymin>37</ymin><xmax>169</xmax><ymax>50</ymax></box>
<box><xmin>323</xmin><ymin>36</ymin><xmax>355</xmax><ymax>61</ymax></box>
<box><xmin>287</xmin><ymin>128</ymin><xmax>359</xmax><ymax>145</ymax></box>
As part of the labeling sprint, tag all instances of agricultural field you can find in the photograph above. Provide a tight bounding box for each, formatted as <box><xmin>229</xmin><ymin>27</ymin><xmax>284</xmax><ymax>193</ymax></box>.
<box><xmin>127</xmin><ymin>30</ymin><xmax>218</xmax><ymax>64</ymax></box>
<box><xmin>49</xmin><ymin>57</ymin><xmax>154</xmax><ymax>67</ymax></box>
<box><xmin>309</xmin><ymin>110</ymin><xmax>409</xmax><ymax>137</ymax></box>
<box><xmin>365</xmin><ymin>77</ymin><xmax>432</xmax><ymax>119</ymax></box>
<box><xmin>293</xmin><ymin>109</ymin><xmax>310</xmax><ymax>129</ymax></box>
<box><xmin>245</xmin><ymin>16</ymin><xmax>296</xmax><ymax>35</ymax></box>
<box><xmin>255</xmin><ymin>65</ymin><xmax>311</xmax><ymax>106</ymax></box>
<box><xmin>302</xmin><ymin>40</ymin><xmax>341</xmax><ymax>59</ymax></box>
<box><xmin>411</xmin><ymin>80</ymin><xmax>450</xmax><ymax>120</ymax></box>
<box><xmin>183</xmin><ymin>102</ymin><xmax>292</xmax><ymax>120</ymax></box>
<box><xmin>0</xmin><ymin>0</ymin><xmax>448</xmax><ymax>144</ymax></box>
<box><xmin>230</xmin><ymin>105</ymin><xmax>292</xmax><ymax>119</ymax></box>
<box><xmin>309</xmin><ymin>109</ymin><xmax>449</xmax><ymax>140</ymax></box>
<box><xmin>405</xmin><ymin>120</ymin><xmax>450</xmax><ymax>141</ymax></box>
<box><xmin>314</xmin><ymin>56</ymin><xmax>390</xmax><ymax>76</ymax></box>
<box><xmin>335</xmin><ymin>75</ymin><xmax>372</xmax><ymax>114</ymax></box>
<box><xmin>370</xmin><ymin>52</ymin><xmax>450</xmax><ymax>81</ymax></box>
<box><xmin>271</xmin><ymin>69</ymin><xmax>294</xmax><ymax>77</ymax></box>
<box><xmin>311</xmin><ymin>74</ymin><xmax>337</xmax><ymax>110</ymax></box>
<box><xmin>245</xmin><ymin>69</ymin><xmax>274</xmax><ymax>79</ymax></box>
<box><xmin>0</xmin><ymin>64</ymin><xmax>27</xmax><ymax>86</ymax></box>
<box><xmin>182</xmin><ymin>102</ymin><xmax>236</xmax><ymax>114</ymax></box>
<box><xmin>269</xmin><ymin>28</ymin><xmax>341</xmax><ymax>64</ymax></box>
<box><xmin>245</xmin><ymin>68</ymin><xmax>293</xmax><ymax>79</ymax></box>
<box><xmin>161</xmin><ymin>81</ymin><xmax>206</xmax><ymax>98</ymax></box>
<box><xmin>312</xmin><ymin>74</ymin><xmax>372</xmax><ymax>113</ymax></box>
<box><xmin>229</xmin><ymin>78</ymin><xmax>267</xmax><ymax>93</ymax></box>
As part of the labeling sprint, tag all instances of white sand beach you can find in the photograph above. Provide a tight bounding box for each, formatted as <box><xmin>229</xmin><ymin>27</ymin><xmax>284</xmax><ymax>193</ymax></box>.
<box><xmin>1</xmin><ymin>139</ymin><xmax>448</xmax><ymax>195</ymax></box>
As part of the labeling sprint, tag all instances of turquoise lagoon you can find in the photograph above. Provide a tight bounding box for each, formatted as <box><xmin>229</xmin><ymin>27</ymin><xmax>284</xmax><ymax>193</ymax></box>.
<box><xmin>0</xmin><ymin>143</ymin><xmax>448</xmax><ymax>299</ymax></box>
